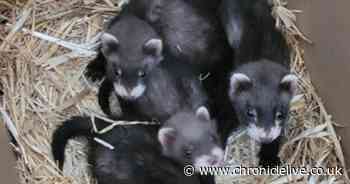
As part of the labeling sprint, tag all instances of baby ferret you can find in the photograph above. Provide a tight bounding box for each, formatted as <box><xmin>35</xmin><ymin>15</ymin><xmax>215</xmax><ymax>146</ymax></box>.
<box><xmin>86</xmin><ymin>13</ymin><xmax>209</xmax><ymax>125</ymax></box>
<box><xmin>218</xmin><ymin>0</ymin><xmax>297</xmax><ymax>167</ymax></box>
<box><xmin>51</xmin><ymin>107</ymin><xmax>224</xmax><ymax>184</ymax></box>
<box><xmin>126</xmin><ymin>0</ymin><xmax>231</xmax><ymax>72</ymax></box>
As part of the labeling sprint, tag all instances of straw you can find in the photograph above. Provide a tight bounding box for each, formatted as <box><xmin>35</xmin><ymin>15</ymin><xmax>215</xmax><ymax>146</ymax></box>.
<box><xmin>0</xmin><ymin>0</ymin><xmax>349</xmax><ymax>183</ymax></box>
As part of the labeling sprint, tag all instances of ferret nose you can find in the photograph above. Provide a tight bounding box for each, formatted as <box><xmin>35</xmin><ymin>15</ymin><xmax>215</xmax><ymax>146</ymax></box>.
<box><xmin>213</xmin><ymin>156</ymin><xmax>225</xmax><ymax>166</ymax></box>
<box><xmin>209</xmin><ymin>159</ymin><xmax>217</xmax><ymax>166</ymax></box>
<box><xmin>208</xmin><ymin>156</ymin><xmax>219</xmax><ymax>166</ymax></box>
<box><xmin>125</xmin><ymin>87</ymin><xmax>132</xmax><ymax>94</ymax></box>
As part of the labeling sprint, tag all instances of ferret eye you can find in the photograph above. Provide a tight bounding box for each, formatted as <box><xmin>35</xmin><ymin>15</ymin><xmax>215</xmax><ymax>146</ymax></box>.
<box><xmin>184</xmin><ymin>147</ymin><xmax>193</xmax><ymax>159</ymax></box>
<box><xmin>115</xmin><ymin>68</ymin><xmax>122</xmax><ymax>76</ymax></box>
<box><xmin>276</xmin><ymin>112</ymin><xmax>284</xmax><ymax>120</ymax></box>
<box><xmin>138</xmin><ymin>70</ymin><xmax>146</xmax><ymax>78</ymax></box>
<box><xmin>247</xmin><ymin>109</ymin><xmax>257</xmax><ymax>118</ymax></box>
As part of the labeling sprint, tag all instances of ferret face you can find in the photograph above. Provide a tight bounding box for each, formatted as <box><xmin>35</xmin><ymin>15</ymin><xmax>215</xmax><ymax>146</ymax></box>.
<box><xmin>101</xmin><ymin>33</ymin><xmax>163</xmax><ymax>100</ymax></box>
<box><xmin>110</xmin><ymin>63</ymin><xmax>148</xmax><ymax>100</ymax></box>
<box><xmin>158</xmin><ymin>107</ymin><xmax>224</xmax><ymax>171</ymax></box>
<box><xmin>229</xmin><ymin>68</ymin><xmax>297</xmax><ymax>143</ymax></box>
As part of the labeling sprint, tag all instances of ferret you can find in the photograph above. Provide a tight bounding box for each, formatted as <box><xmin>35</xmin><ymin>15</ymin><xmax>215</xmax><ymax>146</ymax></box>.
<box><xmin>125</xmin><ymin>0</ymin><xmax>232</xmax><ymax>72</ymax></box>
<box><xmin>218</xmin><ymin>0</ymin><xmax>297</xmax><ymax>167</ymax></box>
<box><xmin>85</xmin><ymin>9</ymin><xmax>208</xmax><ymax>122</ymax></box>
<box><xmin>219</xmin><ymin>0</ymin><xmax>289</xmax><ymax>63</ymax></box>
<box><xmin>51</xmin><ymin>107</ymin><xmax>224</xmax><ymax>184</ymax></box>
<box><xmin>97</xmin><ymin>58</ymin><xmax>208</xmax><ymax>122</ymax></box>
<box><xmin>85</xmin><ymin>10</ymin><xmax>164</xmax><ymax>84</ymax></box>
<box><xmin>229</xmin><ymin>61</ymin><xmax>296</xmax><ymax>167</ymax></box>
<box><xmin>86</xmin><ymin>0</ymin><xmax>231</xmax><ymax>82</ymax></box>
<box><xmin>86</xmin><ymin>16</ymin><xmax>209</xmax><ymax>124</ymax></box>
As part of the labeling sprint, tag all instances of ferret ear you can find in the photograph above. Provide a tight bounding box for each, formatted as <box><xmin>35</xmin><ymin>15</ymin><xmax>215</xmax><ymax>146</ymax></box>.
<box><xmin>280</xmin><ymin>74</ymin><xmax>298</xmax><ymax>97</ymax></box>
<box><xmin>158</xmin><ymin>127</ymin><xmax>177</xmax><ymax>148</ymax></box>
<box><xmin>196</xmin><ymin>106</ymin><xmax>211</xmax><ymax>121</ymax></box>
<box><xmin>101</xmin><ymin>32</ymin><xmax>119</xmax><ymax>55</ymax></box>
<box><xmin>144</xmin><ymin>38</ymin><xmax>163</xmax><ymax>57</ymax></box>
<box><xmin>229</xmin><ymin>73</ymin><xmax>252</xmax><ymax>98</ymax></box>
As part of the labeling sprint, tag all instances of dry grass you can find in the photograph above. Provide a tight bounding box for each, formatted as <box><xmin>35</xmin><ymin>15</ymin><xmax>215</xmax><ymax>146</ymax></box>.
<box><xmin>0</xmin><ymin>0</ymin><xmax>349</xmax><ymax>184</ymax></box>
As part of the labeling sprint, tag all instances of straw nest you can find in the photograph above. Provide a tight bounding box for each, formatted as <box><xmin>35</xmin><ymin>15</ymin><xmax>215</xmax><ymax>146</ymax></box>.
<box><xmin>0</xmin><ymin>0</ymin><xmax>349</xmax><ymax>184</ymax></box>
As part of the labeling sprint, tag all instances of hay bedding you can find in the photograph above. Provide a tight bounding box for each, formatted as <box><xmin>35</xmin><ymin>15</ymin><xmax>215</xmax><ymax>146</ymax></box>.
<box><xmin>0</xmin><ymin>0</ymin><xmax>349</xmax><ymax>183</ymax></box>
